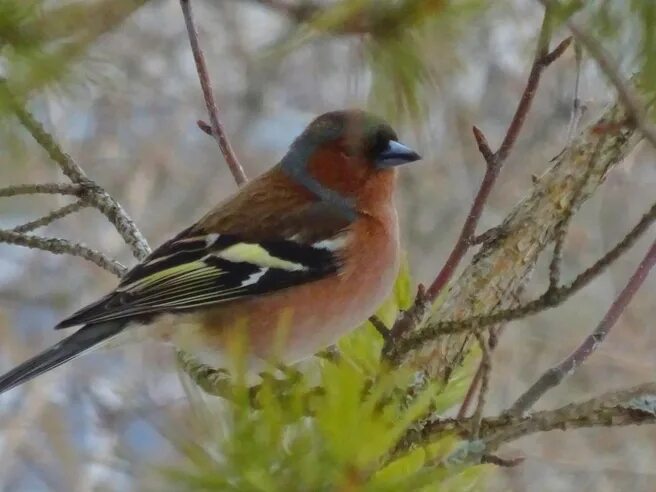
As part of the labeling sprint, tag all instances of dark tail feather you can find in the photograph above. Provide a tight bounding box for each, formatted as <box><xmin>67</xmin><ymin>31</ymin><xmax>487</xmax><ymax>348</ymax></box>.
<box><xmin>0</xmin><ymin>321</ymin><xmax>126</xmax><ymax>395</ymax></box>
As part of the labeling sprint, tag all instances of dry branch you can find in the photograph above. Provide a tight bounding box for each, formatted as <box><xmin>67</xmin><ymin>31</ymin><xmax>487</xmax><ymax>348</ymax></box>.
<box><xmin>395</xmin><ymin>94</ymin><xmax>647</xmax><ymax>379</ymax></box>
<box><xmin>390</xmin><ymin>198</ymin><xmax>656</xmax><ymax>357</ymax></box>
<box><xmin>506</xmin><ymin>238</ymin><xmax>656</xmax><ymax>416</ymax></box>
<box><xmin>3</xmin><ymin>90</ymin><xmax>151</xmax><ymax>261</ymax></box>
<box><xmin>12</xmin><ymin>201</ymin><xmax>88</xmax><ymax>233</ymax></box>
<box><xmin>484</xmin><ymin>383</ymin><xmax>656</xmax><ymax>452</ymax></box>
<box><xmin>396</xmin><ymin>383</ymin><xmax>656</xmax><ymax>457</ymax></box>
<box><xmin>381</xmin><ymin>11</ymin><xmax>570</xmax><ymax>355</ymax></box>
<box><xmin>0</xmin><ymin>183</ymin><xmax>82</xmax><ymax>198</ymax></box>
<box><xmin>0</xmin><ymin>230</ymin><xmax>126</xmax><ymax>276</ymax></box>
<box><xmin>180</xmin><ymin>0</ymin><xmax>247</xmax><ymax>185</ymax></box>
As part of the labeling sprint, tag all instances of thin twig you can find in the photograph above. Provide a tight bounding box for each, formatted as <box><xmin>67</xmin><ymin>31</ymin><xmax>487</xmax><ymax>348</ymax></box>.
<box><xmin>424</xmin><ymin>21</ymin><xmax>570</xmax><ymax>302</ymax></box>
<box><xmin>12</xmin><ymin>201</ymin><xmax>88</xmax><ymax>233</ymax></box>
<box><xmin>397</xmin><ymin>383</ymin><xmax>656</xmax><ymax>457</ymax></box>
<box><xmin>7</xmin><ymin>95</ymin><xmax>151</xmax><ymax>261</ymax></box>
<box><xmin>368</xmin><ymin>315</ymin><xmax>390</xmax><ymax>341</ymax></box>
<box><xmin>456</xmin><ymin>360</ymin><xmax>483</xmax><ymax>419</ymax></box>
<box><xmin>481</xmin><ymin>454</ymin><xmax>525</xmax><ymax>467</ymax></box>
<box><xmin>485</xmin><ymin>382</ymin><xmax>656</xmax><ymax>452</ymax></box>
<box><xmin>0</xmin><ymin>229</ymin><xmax>126</xmax><ymax>277</ymax></box>
<box><xmin>0</xmin><ymin>183</ymin><xmax>82</xmax><ymax>198</ymax></box>
<box><xmin>180</xmin><ymin>0</ymin><xmax>247</xmax><ymax>186</ymax></box>
<box><xmin>382</xmin><ymin>284</ymin><xmax>428</xmax><ymax>352</ymax></box>
<box><xmin>506</xmin><ymin>238</ymin><xmax>656</xmax><ymax>417</ymax></box>
<box><xmin>470</xmin><ymin>333</ymin><xmax>491</xmax><ymax>438</ymax></box>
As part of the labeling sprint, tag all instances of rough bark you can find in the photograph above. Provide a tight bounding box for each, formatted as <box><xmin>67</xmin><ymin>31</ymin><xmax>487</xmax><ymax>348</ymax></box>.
<box><xmin>401</xmin><ymin>98</ymin><xmax>644</xmax><ymax>379</ymax></box>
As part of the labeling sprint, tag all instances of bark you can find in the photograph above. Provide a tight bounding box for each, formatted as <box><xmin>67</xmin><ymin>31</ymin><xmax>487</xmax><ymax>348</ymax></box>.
<box><xmin>401</xmin><ymin>98</ymin><xmax>645</xmax><ymax>379</ymax></box>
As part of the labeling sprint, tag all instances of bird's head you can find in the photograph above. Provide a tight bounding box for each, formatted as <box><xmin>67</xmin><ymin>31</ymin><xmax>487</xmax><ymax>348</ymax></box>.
<box><xmin>280</xmin><ymin>110</ymin><xmax>421</xmax><ymax>218</ymax></box>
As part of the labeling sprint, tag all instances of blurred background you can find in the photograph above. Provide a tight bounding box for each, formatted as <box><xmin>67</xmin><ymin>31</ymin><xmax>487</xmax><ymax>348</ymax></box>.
<box><xmin>0</xmin><ymin>0</ymin><xmax>655</xmax><ymax>490</ymax></box>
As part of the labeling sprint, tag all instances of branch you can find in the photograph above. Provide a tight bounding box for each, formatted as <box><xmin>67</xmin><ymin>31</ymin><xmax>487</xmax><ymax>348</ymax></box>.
<box><xmin>506</xmin><ymin>238</ymin><xmax>656</xmax><ymax>416</ymax></box>
<box><xmin>180</xmin><ymin>0</ymin><xmax>247</xmax><ymax>186</ymax></box>
<box><xmin>0</xmin><ymin>183</ymin><xmax>82</xmax><ymax>198</ymax></box>
<box><xmin>396</xmin><ymin>383</ymin><xmax>656</xmax><ymax>457</ymax></box>
<box><xmin>0</xmin><ymin>229</ymin><xmax>126</xmax><ymax>277</ymax></box>
<box><xmin>381</xmin><ymin>15</ymin><xmax>571</xmax><ymax>351</ymax></box>
<box><xmin>393</xmin><ymin>85</ymin><xmax>647</xmax><ymax>377</ymax></box>
<box><xmin>484</xmin><ymin>383</ymin><xmax>656</xmax><ymax>452</ymax></box>
<box><xmin>425</xmin><ymin>22</ymin><xmax>571</xmax><ymax>302</ymax></box>
<box><xmin>12</xmin><ymin>201</ymin><xmax>88</xmax><ymax>233</ymax></box>
<box><xmin>390</xmin><ymin>199</ymin><xmax>656</xmax><ymax>357</ymax></box>
<box><xmin>6</xmin><ymin>93</ymin><xmax>151</xmax><ymax>261</ymax></box>
<box><xmin>470</xmin><ymin>333</ymin><xmax>491</xmax><ymax>438</ymax></box>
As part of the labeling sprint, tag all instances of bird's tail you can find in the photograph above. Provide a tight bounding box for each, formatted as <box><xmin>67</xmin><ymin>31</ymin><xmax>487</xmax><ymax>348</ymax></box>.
<box><xmin>0</xmin><ymin>320</ymin><xmax>126</xmax><ymax>395</ymax></box>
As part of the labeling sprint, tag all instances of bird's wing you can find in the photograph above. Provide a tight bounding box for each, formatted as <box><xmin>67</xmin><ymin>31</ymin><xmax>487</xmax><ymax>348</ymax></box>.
<box><xmin>56</xmin><ymin>201</ymin><xmax>351</xmax><ymax>329</ymax></box>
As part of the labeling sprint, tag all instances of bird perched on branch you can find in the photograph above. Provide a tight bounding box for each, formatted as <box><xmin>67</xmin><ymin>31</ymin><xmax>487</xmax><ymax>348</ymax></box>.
<box><xmin>0</xmin><ymin>110</ymin><xmax>421</xmax><ymax>394</ymax></box>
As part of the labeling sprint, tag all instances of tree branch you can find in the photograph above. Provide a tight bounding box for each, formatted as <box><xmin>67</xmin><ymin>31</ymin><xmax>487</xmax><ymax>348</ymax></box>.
<box><xmin>506</xmin><ymin>238</ymin><xmax>656</xmax><ymax>416</ymax></box>
<box><xmin>425</xmin><ymin>20</ymin><xmax>570</xmax><ymax>302</ymax></box>
<box><xmin>391</xmin><ymin>87</ymin><xmax>648</xmax><ymax>376</ymax></box>
<box><xmin>470</xmin><ymin>333</ymin><xmax>491</xmax><ymax>438</ymax></box>
<box><xmin>484</xmin><ymin>383</ymin><xmax>656</xmax><ymax>452</ymax></box>
<box><xmin>0</xmin><ymin>183</ymin><xmax>82</xmax><ymax>198</ymax></box>
<box><xmin>389</xmin><ymin>199</ymin><xmax>655</xmax><ymax>357</ymax></box>
<box><xmin>180</xmin><ymin>0</ymin><xmax>247</xmax><ymax>186</ymax></box>
<box><xmin>381</xmin><ymin>15</ymin><xmax>571</xmax><ymax>351</ymax></box>
<box><xmin>396</xmin><ymin>383</ymin><xmax>656</xmax><ymax>457</ymax></box>
<box><xmin>0</xmin><ymin>229</ymin><xmax>126</xmax><ymax>277</ymax></box>
<box><xmin>12</xmin><ymin>201</ymin><xmax>88</xmax><ymax>233</ymax></box>
<box><xmin>6</xmin><ymin>92</ymin><xmax>151</xmax><ymax>261</ymax></box>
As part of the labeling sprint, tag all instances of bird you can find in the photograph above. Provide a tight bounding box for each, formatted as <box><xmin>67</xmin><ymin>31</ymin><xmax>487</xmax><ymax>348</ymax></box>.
<box><xmin>0</xmin><ymin>109</ymin><xmax>421</xmax><ymax>395</ymax></box>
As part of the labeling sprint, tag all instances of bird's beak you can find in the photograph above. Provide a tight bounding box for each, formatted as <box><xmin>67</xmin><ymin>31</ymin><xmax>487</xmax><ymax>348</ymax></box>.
<box><xmin>375</xmin><ymin>140</ymin><xmax>422</xmax><ymax>168</ymax></box>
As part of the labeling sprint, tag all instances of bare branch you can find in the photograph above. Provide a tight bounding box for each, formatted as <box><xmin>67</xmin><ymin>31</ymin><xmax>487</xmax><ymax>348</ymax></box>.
<box><xmin>12</xmin><ymin>201</ymin><xmax>88</xmax><ymax>233</ymax></box>
<box><xmin>6</xmin><ymin>93</ymin><xmax>151</xmax><ymax>261</ymax></box>
<box><xmin>470</xmin><ymin>333</ymin><xmax>491</xmax><ymax>438</ymax></box>
<box><xmin>425</xmin><ymin>12</ymin><xmax>569</xmax><ymax>302</ymax></box>
<box><xmin>0</xmin><ymin>229</ymin><xmax>126</xmax><ymax>277</ymax></box>
<box><xmin>485</xmin><ymin>383</ymin><xmax>656</xmax><ymax>452</ymax></box>
<box><xmin>381</xmin><ymin>20</ymin><xmax>571</xmax><ymax>354</ymax></box>
<box><xmin>481</xmin><ymin>454</ymin><xmax>525</xmax><ymax>467</ymax></box>
<box><xmin>390</xmin><ymin>199</ymin><xmax>656</xmax><ymax>359</ymax></box>
<box><xmin>382</xmin><ymin>284</ymin><xmax>429</xmax><ymax>352</ymax></box>
<box><xmin>506</xmin><ymin>238</ymin><xmax>656</xmax><ymax>416</ymax></box>
<box><xmin>180</xmin><ymin>0</ymin><xmax>247</xmax><ymax>186</ymax></box>
<box><xmin>397</xmin><ymin>383</ymin><xmax>656</xmax><ymax>457</ymax></box>
<box><xmin>0</xmin><ymin>183</ymin><xmax>82</xmax><ymax>198</ymax></box>
<box><xmin>547</xmin><ymin>216</ymin><xmax>569</xmax><ymax>290</ymax></box>
<box><xmin>456</xmin><ymin>359</ymin><xmax>483</xmax><ymax>420</ymax></box>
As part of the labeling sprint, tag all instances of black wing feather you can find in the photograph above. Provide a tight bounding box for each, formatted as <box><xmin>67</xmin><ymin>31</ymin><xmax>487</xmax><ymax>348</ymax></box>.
<box><xmin>55</xmin><ymin>230</ymin><xmax>343</xmax><ymax>329</ymax></box>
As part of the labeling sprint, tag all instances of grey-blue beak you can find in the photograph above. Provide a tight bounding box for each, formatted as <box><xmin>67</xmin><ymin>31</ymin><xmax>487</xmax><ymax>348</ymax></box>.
<box><xmin>376</xmin><ymin>140</ymin><xmax>422</xmax><ymax>168</ymax></box>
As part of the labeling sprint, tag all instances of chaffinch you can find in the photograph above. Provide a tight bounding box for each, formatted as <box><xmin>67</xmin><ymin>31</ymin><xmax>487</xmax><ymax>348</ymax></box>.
<box><xmin>0</xmin><ymin>110</ymin><xmax>421</xmax><ymax>394</ymax></box>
